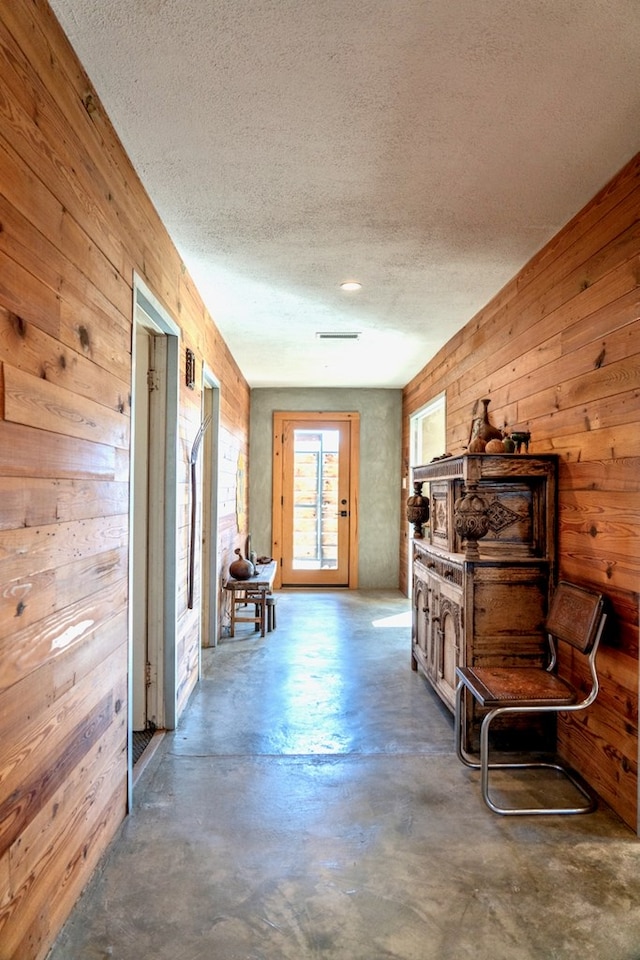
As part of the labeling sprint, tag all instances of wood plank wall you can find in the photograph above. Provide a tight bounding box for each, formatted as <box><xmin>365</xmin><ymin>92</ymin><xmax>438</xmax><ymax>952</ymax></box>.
<box><xmin>401</xmin><ymin>154</ymin><xmax>640</xmax><ymax>832</ymax></box>
<box><xmin>0</xmin><ymin>2</ymin><xmax>250</xmax><ymax>957</ymax></box>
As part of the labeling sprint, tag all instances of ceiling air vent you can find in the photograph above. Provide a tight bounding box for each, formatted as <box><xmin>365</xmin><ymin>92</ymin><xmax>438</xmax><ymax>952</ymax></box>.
<box><xmin>316</xmin><ymin>332</ymin><xmax>361</xmax><ymax>340</ymax></box>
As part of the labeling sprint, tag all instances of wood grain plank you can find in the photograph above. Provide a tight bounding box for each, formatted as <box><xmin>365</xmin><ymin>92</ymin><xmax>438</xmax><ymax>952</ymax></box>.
<box><xmin>0</xmin><ymin>188</ymin><xmax>130</xmax><ymax>341</ymax></box>
<box><xmin>0</xmin><ymin>306</ymin><xmax>130</xmax><ymax>414</ymax></box>
<box><xmin>454</xmin><ymin>261</ymin><xmax>639</xmax><ymax>419</ymax></box>
<box><xmin>562</xmin><ymin>686</ymin><xmax>637</xmax><ymax>760</ymax></box>
<box><xmin>51</xmin><ymin>610</ymin><xmax>128</xmax><ymax>704</ymax></box>
<box><xmin>0</xmin><ymin>613</ymin><xmax>127</xmax><ymax>751</ymax></box>
<box><xmin>559</xmin><ymin>488</ymin><xmax>638</xmax><ymax>522</ymax></box>
<box><xmin>3</xmin><ymin>362</ymin><xmax>129</xmax><ymax>448</ymax></box>
<box><xmin>558</xmin><ymin>529</ymin><xmax>639</xmax><ymax>591</ymax></box>
<box><xmin>405</xmin><ymin>237</ymin><xmax>638</xmax><ymax>422</ymax></box>
<box><xmin>563</xmin><ymin>648</ymin><xmax>637</xmax><ymax>725</ymax></box>
<box><xmin>559</xmin><ymin>457</ymin><xmax>640</xmax><ymax>494</ymax></box>
<box><xmin>0</xmin><ymin>139</ymin><xmax>131</xmax><ymax>323</ymax></box>
<box><xmin>0</xmin><ymin>477</ymin><xmax>129</xmax><ymax>531</ymax></box>
<box><xmin>58</xmin><ymin>297</ymin><xmax>132</xmax><ymax>386</ymax></box>
<box><xmin>0</xmin><ymin>547</ymin><xmax>127</xmax><ymax>640</ymax></box>
<box><xmin>527</xmin><ymin>422</ymin><xmax>640</xmax><ymax>461</ymax></box>
<box><xmin>512</xmin><ymin>159</ymin><xmax>640</xmax><ymax>300</ymax></box>
<box><xmin>8</xmin><ymin>716</ymin><xmax>126</xmax><ymax>898</ymax></box>
<box><xmin>518</xmin><ymin>347</ymin><xmax>640</xmax><ymax>427</ymax></box>
<box><xmin>0</xmin><ymin>134</ymin><xmax>66</xmax><ymax>269</ymax></box>
<box><xmin>526</xmin><ymin>387</ymin><xmax>640</xmax><ymax>442</ymax></box>
<box><xmin>1</xmin><ymin>776</ymin><xmax>126</xmax><ymax>960</ymax></box>
<box><xmin>0</xmin><ymin>17</ymin><xmax>127</xmax><ymax>278</ymax></box>
<box><xmin>0</xmin><ymin>249</ymin><xmax>60</xmax><ymax>338</ymax></box>
<box><xmin>0</xmin><ymin>569</ymin><xmax>55</xmax><ymax>639</ymax></box>
<box><xmin>561</xmin><ymin>287</ymin><xmax>640</xmax><ymax>354</ymax></box>
<box><xmin>0</xmin><ymin>515</ymin><xmax>128</xmax><ymax>582</ymax></box>
<box><xmin>558</xmin><ymin>712</ymin><xmax>637</xmax><ymax>824</ymax></box>
<box><xmin>0</xmin><ymin>6</ymin><xmax>183</xmax><ymax>329</ymax></box>
<box><xmin>455</xmin><ymin>310</ymin><xmax>639</xmax><ymax>423</ymax></box>
<box><xmin>0</xmin><ymin>691</ymin><xmax>114</xmax><ymax>859</ymax></box>
<box><xmin>0</xmin><ymin>580</ymin><xmax>127</xmax><ymax>693</ymax></box>
<box><xmin>0</xmin><ymin>421</ymin><xmax>116</xmax><ymax>480</ymax></box>
<box><xmin>0</xmin><ymin>854</ymin><xmax>9</xmax><ymax>911</ymax></box>
<box><xmin>0</xmin><ymin>638</ymin><xmax>127</xmax><ymax>837</ymax></box>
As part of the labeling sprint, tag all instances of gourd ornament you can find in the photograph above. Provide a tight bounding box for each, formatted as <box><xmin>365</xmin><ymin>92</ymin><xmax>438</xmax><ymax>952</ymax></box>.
<box><xmin>229</xmin><ymin>548</ymin><xmax>254</xmax><ymax>580</ymax></box>
<box><xmin>468</xmin><ymin>437</ymin><xmax>486</xmax><ymax>453</ymax></box>
<box><xmin>485</xmin><ymin>438</ymin><xmax>505</xmax><ymax>453</ymax></box>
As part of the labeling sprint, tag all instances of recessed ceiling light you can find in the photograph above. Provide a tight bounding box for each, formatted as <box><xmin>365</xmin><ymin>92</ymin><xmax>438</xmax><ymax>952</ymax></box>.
<box><xmin>340</xmin><ymin>281</ymin><xmax>362</xmax><ymax>291</ymax></box>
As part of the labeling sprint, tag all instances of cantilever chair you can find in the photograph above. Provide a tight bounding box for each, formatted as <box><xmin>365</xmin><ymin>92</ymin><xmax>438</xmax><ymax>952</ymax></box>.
<box><xmin>455</xmin><ymin>580</ymin><xmax>607</xmax><ymax>816</ymax></box>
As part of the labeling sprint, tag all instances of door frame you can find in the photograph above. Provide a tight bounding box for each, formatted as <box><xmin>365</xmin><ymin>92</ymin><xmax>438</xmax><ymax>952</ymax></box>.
<box><xmin>200</xmin><ymin>366</ymin><xmax>221</xmax><ymax>650</ymax></box>
<box><xmin>128</xmin><ymin>273</ymin><xmax>180</xmax><ymax>805</ymax></box>
<box><xmin>272</xmin><ymin>411</ymin><xmax>359</xmax><ymax>589</ymax></box>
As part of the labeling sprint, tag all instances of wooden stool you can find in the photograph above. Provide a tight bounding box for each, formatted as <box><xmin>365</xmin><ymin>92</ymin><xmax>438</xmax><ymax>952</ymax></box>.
<box><xmin>230</xmin><ymin>589</ymin><xmax>267</xmax><ymax>637</ymax></box>
<box><xmin>266</xmin><ymin>596</ymin><xmax>277</xmax><ymax>632</ymax></box>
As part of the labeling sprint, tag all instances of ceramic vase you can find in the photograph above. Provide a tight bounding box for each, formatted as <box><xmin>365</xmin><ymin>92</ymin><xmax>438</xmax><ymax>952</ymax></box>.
<box><xmin>229</xmin><ymin>548</ymin><xmax>254</xmax><ymax>580</ymax></box>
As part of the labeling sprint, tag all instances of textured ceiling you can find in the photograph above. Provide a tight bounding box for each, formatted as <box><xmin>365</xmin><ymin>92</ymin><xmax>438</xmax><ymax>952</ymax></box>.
<box><xmin>48</xmin><ymin>0</ymin><xmax>640</xmax><ymax>389</ymax></box>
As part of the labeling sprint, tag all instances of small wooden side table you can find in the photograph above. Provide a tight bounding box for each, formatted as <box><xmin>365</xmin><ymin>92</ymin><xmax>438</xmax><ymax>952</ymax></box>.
<box><xmin>224</xmin><ymin>560</ymin><xmax>277</xmax><ymax>638</ymax></box>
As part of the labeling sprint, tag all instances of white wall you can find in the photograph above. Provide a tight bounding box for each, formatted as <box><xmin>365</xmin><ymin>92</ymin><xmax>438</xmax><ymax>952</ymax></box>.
<box><xmin>250</xmin><ymin>388</ymin><xmax>402</xmax><ymax>588</ymax></box>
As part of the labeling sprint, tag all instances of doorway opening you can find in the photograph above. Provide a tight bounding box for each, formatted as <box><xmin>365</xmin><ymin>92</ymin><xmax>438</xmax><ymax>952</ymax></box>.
<box><xmin>200</xmin><ymin>369</ymin><xmax>221</xmax><ymax>650</ymax></box>
<box><xmin>129</xmin><ymin>276</ymin><xmax>180</xmax><ymax>797</ymax></box>
<box><xmin>272</xmin><ymin>412</ymin><xmax>359</xmax><ymax>588</ymax></box>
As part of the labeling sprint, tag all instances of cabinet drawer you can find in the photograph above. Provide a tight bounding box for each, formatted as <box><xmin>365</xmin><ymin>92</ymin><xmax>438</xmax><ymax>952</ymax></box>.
<box><xmin>415</xmin><ymin>551</ymin><xmax>463</xmax><ymax>589</ymax></box>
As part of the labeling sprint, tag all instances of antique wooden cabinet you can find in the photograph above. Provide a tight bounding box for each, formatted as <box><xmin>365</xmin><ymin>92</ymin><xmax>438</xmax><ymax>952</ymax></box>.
<box><xmin>410</xmin><ymin>454</ymin><xmax>558</xmax><ymax>744</ymax></box>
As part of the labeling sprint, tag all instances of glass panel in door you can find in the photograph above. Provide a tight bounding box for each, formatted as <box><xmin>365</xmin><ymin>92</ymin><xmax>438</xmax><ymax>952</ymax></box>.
<box><xmin>281</xmin><ymin>420</ymin><xmax>350</xmax><ymax>586</ymax></box>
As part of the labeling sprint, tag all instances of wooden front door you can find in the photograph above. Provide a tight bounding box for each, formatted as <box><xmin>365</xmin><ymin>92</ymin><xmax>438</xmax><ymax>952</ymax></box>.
<box><xmin>273</xmin><ymin>412</ymin><xmax>359</xmax><ymax>588</ymax></box>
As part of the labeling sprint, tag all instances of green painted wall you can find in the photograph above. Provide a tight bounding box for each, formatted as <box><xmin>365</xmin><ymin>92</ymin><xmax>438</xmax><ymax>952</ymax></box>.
<box><xmin>249</xmin><ymin>388</ymin><xmax>402</xmax><ymax>588</ymax></box>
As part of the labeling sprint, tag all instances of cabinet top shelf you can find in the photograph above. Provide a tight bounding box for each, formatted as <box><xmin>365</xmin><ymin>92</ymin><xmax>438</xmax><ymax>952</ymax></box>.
<box><xmin>413</xmin><ymin>453</ymin><xmax>558</xmax><ymax>484</ymax></box>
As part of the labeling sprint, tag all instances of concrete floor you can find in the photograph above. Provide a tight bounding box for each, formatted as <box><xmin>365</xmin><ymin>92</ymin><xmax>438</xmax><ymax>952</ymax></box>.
<box><xmin>49</xmin><ymin>589</ymin><xmax>640</xmax><ymax>960</ymax></box>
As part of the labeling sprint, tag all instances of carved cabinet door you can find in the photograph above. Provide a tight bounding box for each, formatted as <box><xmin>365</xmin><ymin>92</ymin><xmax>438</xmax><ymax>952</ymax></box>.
<box><xmin>433</xmin><ymin>580</ymin><xmax>463</xmax><ymax>710</ymax></box>
<box><xmin>412</xmin><ymin>574</ymin><xmax>429</xmax><ymax>663</ymax></box>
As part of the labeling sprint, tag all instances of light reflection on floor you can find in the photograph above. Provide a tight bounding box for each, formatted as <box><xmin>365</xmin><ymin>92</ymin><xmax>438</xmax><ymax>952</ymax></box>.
<box><xmin>371</xmin><ymin>611</ymin><xmax>412</xmax><ymax>628</ymax></box>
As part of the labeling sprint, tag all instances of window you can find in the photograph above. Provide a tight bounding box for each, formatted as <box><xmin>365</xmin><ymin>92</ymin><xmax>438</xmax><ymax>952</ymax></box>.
<box><xmin>410</xmin><ymin>393</ymin><xmax>446</xmax><ymax>468</ymax></box>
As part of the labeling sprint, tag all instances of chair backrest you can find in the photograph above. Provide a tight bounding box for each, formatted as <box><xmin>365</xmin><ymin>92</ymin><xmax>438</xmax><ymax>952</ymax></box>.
<box><xmin>545</xmin><ymin>581</ymin><xmax>606</xmax><ymax>654</ymax></box>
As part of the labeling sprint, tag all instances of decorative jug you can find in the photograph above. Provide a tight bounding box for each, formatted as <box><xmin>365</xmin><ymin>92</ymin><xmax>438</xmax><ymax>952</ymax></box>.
<box><xmin>471</xmin><ymin>398</ymin><xmax>502</xmax><ymax>444</ymax></box>
<box><xmin>229</xmin><ymin>548</ymin><xmax>254</xmax><ymax>581</ymax></box>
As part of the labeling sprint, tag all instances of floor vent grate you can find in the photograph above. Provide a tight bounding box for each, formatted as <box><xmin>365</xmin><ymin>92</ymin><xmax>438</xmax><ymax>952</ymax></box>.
<box><xmin>132</xmin><ymin>729</ymin><xmax>155</xmax><ymax>765</ymax></box>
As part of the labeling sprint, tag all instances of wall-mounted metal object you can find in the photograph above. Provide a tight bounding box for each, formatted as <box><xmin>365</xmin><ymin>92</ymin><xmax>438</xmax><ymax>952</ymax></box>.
<box><xmin>185</xmin><ymin>348</ymin><xmax>196</xmax><ymax>389</ymax></box>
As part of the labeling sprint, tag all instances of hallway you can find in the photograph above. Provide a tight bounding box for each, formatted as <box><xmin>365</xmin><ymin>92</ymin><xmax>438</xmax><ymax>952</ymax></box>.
<box><xmin>48</xmin><ymin>590</ymin><xmax>640</xmax><ymax>960</ymax></box>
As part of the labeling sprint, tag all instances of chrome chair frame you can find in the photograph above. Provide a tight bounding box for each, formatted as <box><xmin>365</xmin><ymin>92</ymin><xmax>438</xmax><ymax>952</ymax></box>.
<box><xmin>455</xmin><ymin>581</ymin><xmax>607</xmax><ymax>816</ymax></box>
